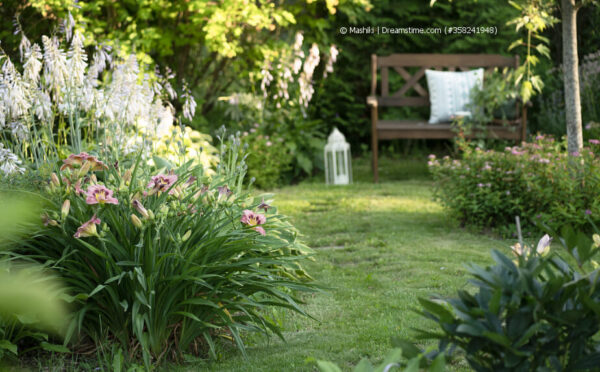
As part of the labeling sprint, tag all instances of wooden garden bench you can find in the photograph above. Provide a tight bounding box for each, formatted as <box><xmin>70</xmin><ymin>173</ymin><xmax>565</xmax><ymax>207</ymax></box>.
<box><xmin>367</xmin><ymin>53</ymin><xmax>527</xmax><ymax>182</ymax></box>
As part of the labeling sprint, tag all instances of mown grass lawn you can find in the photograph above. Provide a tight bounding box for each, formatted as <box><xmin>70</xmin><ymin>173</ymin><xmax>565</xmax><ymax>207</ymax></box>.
<box><xmin>183</xmin><ymin>156</ymin><xmax>513</xmax><ymax>372</ymax></box>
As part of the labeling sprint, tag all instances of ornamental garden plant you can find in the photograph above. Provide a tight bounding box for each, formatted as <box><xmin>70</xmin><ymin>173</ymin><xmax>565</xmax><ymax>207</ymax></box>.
<box><xmin>11</xmin><ymin>143</ymin><xmax>316</xmax><ymax>368</ymax></box>
<box><xmin>416</xmin><ymin>228</ymin><xmax>600</xmax><ymax>371</ymax></box>
<box><xmin>428</xmin><ymin>135</ymin><xmax>600</xmax><ymax>234</ymax></box>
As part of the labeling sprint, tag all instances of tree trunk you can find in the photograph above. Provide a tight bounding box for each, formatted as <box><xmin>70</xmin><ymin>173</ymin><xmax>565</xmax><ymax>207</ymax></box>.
<box><xmin>561</xmin><ymin>0</ymin><xmax>583</xmax><ymax>153</ymax></box>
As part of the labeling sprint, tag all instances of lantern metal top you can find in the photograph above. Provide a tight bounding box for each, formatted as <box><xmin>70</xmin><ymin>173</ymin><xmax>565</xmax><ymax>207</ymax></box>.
<box><xmin>327</xmin><ymin>127</ymin><xmax>347</xmax><ymax>144</ymax></box>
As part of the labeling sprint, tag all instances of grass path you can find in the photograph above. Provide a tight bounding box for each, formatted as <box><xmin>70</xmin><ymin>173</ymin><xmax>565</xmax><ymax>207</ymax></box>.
<box><xmin>188</xmin><ymin>158</ymin><xmax>512</xmax><ymax>371</ymax></box>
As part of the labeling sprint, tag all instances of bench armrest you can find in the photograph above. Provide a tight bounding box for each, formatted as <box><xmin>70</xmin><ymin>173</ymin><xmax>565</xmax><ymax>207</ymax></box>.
<box><xmin>366</xmin><ymin>95</ymin><xmax>378</xmax><ymax>107</ymax></box>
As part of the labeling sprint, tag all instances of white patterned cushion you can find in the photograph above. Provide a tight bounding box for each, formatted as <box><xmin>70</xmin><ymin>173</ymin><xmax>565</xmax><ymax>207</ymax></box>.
<box><xmin>425</xmin><ymin>68</ymin><xmax>484</xmax><ymax>124</ymax></box>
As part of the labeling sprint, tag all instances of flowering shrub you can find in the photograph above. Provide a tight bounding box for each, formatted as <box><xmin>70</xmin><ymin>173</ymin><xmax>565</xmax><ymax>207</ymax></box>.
<box><xmin>0</xmin><ymin>22</ymin><xmax>217</xmax><ymax>177</ymax></box>
<box><xmin>417</xmin><ymin>230</ymin><xmax>600</xmax><ymax>371</ymax></box>
<box><xmin>16</xmin><ymin>143</ymin><xmax>315</xmax><ymax>367</ymax></box>
<box><xmin>428</xmin><ymin>135</ymin><xmax>600</xmax><ymax>233</ymax></box>
<box><xmin>221</xmin><ymin>32</ymin><xmax>337</xmax><ymax>182</ymax></box>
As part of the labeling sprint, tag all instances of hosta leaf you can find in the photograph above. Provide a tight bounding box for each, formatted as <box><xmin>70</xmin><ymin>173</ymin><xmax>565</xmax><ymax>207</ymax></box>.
<box><xmin>482</xmin><ymin>331</ymin><xmax>511</xmax><ymax>347</ymax></box>
<box><xmin>418</xmin><ymin>298</ymin><xmax>454</xmax><ymax>323</ymax></box>
<box><xmin>514</xmin><ymin>322</ymin><xmax>544</xmax><ymax>347</ymax></box>
<box><xmin>316</xmin><ymin>360</ymin><xmax>342</xmax><ymax>372</ymax></box>
<box><xmin>404</xmin><ymin>356</ymin><xmax>420</xmax><ymax>372</ymax></box>
<box><xmin>390</xmin><ymin>338</ymin><xmax>422</xmax><ymax>359</ymax></box>
<box><xmin>377</xmin><ymin>348</ymin><xmax>403</xmax><ymax>371</ymax></box>
<box><xmin>491</xmin><ymin>250</ymin><xmax>518</xmax><ymax>273</ymax></box>
<box><xmin>456</xmin><ymin>323</ymin><xmax>484</xmax><ymax>336</ymax></box>
<box><xmin>429</xmin><ymin>353</ymin><xmax>446</xmax><ymax>372</ymax></box>
<box><xmin>353</xmin><ymin>358</ymin><xmax>373</xmax><ymax>372</ymax></box>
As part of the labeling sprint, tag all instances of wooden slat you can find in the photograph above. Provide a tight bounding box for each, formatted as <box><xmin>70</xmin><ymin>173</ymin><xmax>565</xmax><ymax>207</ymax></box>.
<box><xmin>379</xmin><ymin>130</ymin><xmax>454</xmax><ymax>140</ymax></box>
<box><xmin>376</xmin><ymin>120</ymin><xmax>521</xmax><ymax>140</ymax></box>
<box><xmin>381</xmin><ymin>67</ymin><xmax>389</xmax><ymax>97</ymax></box>
<box><xmin>378</xmin><ymin>54</ymin><xmax>516</xmax><ymax>68</ymax></box>
<box><xmin>371</xmin><ymin>54</ymin><xmax>377</xmax><ymax>95</ymax></box>
<box><xmin>393</xmin><ymin>67</ymin><xmax>427</xmax><ymax>97</ymax></box>
<box><xmin>377</xmin><ymin>96</ymin><xmax>429</xmax><ymax>107</ymax></box>
<box><xmin>377</xmin><ymin>120</ymin><xmax>435</xmax><ymax>129</ymax></box>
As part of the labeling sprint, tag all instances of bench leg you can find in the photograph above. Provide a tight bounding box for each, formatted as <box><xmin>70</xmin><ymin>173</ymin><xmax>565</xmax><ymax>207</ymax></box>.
<box><xmin>371</xmin><ymin>106</ymin><xmax>379</xmax><ymax>183</ymax></box>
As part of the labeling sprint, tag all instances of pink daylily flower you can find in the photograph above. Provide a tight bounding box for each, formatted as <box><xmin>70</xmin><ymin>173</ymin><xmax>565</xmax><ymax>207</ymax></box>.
<box><xmin>85</xmin><ymin>184</ymin><xmax>119</xmax><ymax>205</ymax></box>
<box><xmin>74</xmin><ymin>214</ymin><xmax>101</xmax><ymax>238</ymax></box>
<box><xmin>257</xmin><ymin>198</ymin><xmax>271</xmax><ymax>212</ymax></box>
<box><xmin>74</xmin><ymin>179</ymin><xmax>85</xmax><ymax>195</ymax></box>
<box><xmin>61</xmin><ymin>152</ymin><xmax>108</xmax><ymax>172</ymax></box>
<box><xmin>147</xmin><ymin>174</ymin><xmax>178</xmax><ymax>194</ymax></box>
<box><xmin>217</xmin><ymin>185</ymin><xmax>233</xmax><ymax>199</ymax></box>
<box><xmin>240</xmin><ymin>209</ymin><xmax>266</xmax><ymax>235</ymax></box>
<box><xmin>60</xmin><ymin>152</ymin><xmax>89</xmax><ymax>171</ymax></box>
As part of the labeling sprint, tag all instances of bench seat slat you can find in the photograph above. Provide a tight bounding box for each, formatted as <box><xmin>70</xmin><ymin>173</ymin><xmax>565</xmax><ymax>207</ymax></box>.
<box><xmin>377</xmin><ymin>120</ymin><xmax>521</xmax><ymax>140</ymax></box>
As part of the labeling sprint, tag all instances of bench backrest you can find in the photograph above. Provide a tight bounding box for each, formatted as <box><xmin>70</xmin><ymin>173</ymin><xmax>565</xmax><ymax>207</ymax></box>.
<box><xmin>371</xmin><ymin>54</ymin><xmax>519</xmax><ymax>107</ymax></box>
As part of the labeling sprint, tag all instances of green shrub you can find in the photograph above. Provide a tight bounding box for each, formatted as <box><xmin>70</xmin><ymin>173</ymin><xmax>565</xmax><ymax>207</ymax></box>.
<box><xmin>15</xmin><ymin>141</ymin><xmax>316</xmax><ymax>368</ymax></box>
<box><xmin>241</xmin><ymin>127</ymin><xmax>293</xmax><ymax>189</ymax></box>
<box><xmin>417</xmin><ymin>229</ymin><xmax>600</xmax><ymax>371</ymax></box>
<box><xmin>428</xmin><ymin>135</ymin><xmax>600</xmax><ymax>233</ymax></box>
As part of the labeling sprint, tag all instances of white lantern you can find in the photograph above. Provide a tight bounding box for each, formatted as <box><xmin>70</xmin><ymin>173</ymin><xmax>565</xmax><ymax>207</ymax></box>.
<box><xmin>324</xmin><ymin>127</ymin><xmax>352</xmax><ymax>185</ymax></box>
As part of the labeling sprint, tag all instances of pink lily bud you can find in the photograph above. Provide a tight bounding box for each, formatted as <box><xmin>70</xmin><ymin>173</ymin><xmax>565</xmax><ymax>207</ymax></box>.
<box><xmin>132</xmin><ymin>199</ymin><xmax>149</xmax><ymax>219</ymax></box>
<box><xmin>61</xmin><ymin>200</ymin><xmax>70</xmax><ymax>220</ymax></box>
<box><xmin>51</xmin><ymin>173</ymin><xmax>60</xmax><ymax>188</ymax></box>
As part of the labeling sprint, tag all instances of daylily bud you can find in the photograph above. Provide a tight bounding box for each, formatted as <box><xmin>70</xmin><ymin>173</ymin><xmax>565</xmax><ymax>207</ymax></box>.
<box><xmin>42</xmin><ymin>213</ymin><xmax>59</xmax><ymax>227</ymax></box>
<box><xmin>51</xmin><ymin>173</ymin><xmax>60</xmax><ymax>188</ymax></box>
<box><xmin>123</xmin><ymin>168</ymin><xmax>132</xmax><ymax>184</ymax></box>
<box><xmin>90</xmin><ymin>174</ymin><xmax>98</xmax><ymax>184</ymax></box>
<box><xmin>131</xmin><ymin>214</ymin><xmax>143</xmax><ymax>228</ymax></box>
<box><xmin>61</xmin><ymin>200</ymin><xmax>70</xmax><ymax>220</ymax></box>
<box><xmin>182</xmin><ymin>230</ymin><xmax>192</xmax><ymax>242</ymax></box>
<box><xmin>78</xmin><ymin>160</ymin><xmax>92</xmax><ymax>178</ymax></box>
<box><xmin>132</xmin><ymin>199</ymin><xmax>149</xmax><ymax>219</ymax></box>
<box><xmin>536</xmin><ymin>234</ymin><xmax>552</xmax><ymax>256</ymax></box>
<box><xmin>147</xmin><ymin>210</ymin><xmax>155</xmax><ymax>220</ymax></box>
<box><xmin>192</xmin><ymin>190</ymin><xmax>202</xmax><ymax>201</ymax></box>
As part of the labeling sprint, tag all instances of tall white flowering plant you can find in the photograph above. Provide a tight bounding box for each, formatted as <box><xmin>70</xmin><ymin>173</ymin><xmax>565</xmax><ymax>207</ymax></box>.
<box><xmin>223</xmin><ymin>33</ymin><xmax>339</xmax><ymax>180</ymax></box>
<box><xmin>0</xmin><ymin>20</ymin><xmax>217</xmax><ymax>177</ymax></box>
